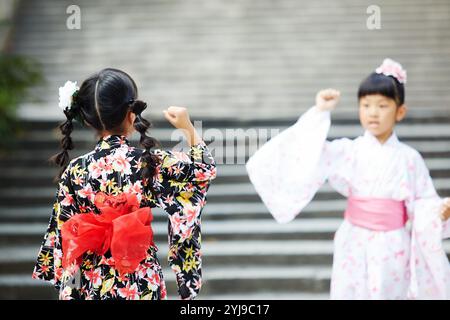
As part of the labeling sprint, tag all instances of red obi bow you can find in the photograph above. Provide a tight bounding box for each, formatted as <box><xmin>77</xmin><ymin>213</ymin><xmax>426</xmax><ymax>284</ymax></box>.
<box><xmin>61</xmin><ymin>192</ymin><xmax>154</xmax><ymax>275</ymax></box>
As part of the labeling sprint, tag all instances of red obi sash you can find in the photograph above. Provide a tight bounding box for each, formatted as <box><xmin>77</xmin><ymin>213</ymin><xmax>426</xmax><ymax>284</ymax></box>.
<box><xmin>61</xmin><ymin>192</ymin><xmax>154</xmax><ymax>275</ymax></box>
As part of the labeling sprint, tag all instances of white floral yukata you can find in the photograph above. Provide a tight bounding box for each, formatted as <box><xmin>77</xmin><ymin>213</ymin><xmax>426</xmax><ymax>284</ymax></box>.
<box><xmin>246</xmin><ymin>106</ymin><xmax>450</xmax><ymax>299</ymax></box>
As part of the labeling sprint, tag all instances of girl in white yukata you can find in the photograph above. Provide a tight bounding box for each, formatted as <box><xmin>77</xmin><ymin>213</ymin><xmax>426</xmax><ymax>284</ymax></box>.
<box><xmin>246</xmin><ymin>58</ymin><xmax>450</xmax><ymax>300</ymax></box>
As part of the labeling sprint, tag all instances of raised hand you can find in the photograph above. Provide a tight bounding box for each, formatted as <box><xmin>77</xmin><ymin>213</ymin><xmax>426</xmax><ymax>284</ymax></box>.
<box><xmin>315</xmin><ymin>88</ymin><xmax>341</xmax><ymax>111</ymax></box>
<box><xmin>163</xmin><ymin>106</ymin><xmax>202</xmax><ymax>146</ymax></box>
<box><xmin>163</xmin><ymin>106</ymin><xmax>193</xmax><ymax>130</ymax></box>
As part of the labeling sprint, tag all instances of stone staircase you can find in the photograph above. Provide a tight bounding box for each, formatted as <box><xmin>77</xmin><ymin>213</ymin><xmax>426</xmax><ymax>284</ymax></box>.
<box><xmin>0</xmin><ymin>116</ymin><xmax>449</xmax><ymax>300</ymax></box>
<box><xmin>9</xmin><ymin>0</ymin><xmax>450</xmax><ymax>121</ymax></box>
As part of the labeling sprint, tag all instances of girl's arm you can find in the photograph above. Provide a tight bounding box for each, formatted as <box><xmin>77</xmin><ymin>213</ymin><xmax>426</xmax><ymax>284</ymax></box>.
<box><xmin>153</xmin><ymin>106</ymin><xmax>216</xmax><ymax>299</ymax></box>
<box><xmin>246</xmin><ymin>89</ymin><xmax>352</xmax><ymax>223</ymax></box>
<box><xmin>158</xmin><ymin>106</ymin><xmax>216</xmax><ymax>182</ymax></box>
<box><xmin>411</xmin><ymin>151</ymin><xmax>450</xmax><ymax>238</ymax></box>
<box><xmin>156</xmin><ymin>148</ymin><xmax>215</xmax><ymax>300</ymax></box>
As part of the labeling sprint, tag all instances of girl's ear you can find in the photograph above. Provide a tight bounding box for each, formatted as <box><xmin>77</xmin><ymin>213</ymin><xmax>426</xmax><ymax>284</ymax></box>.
<box><xmin>396</xmin><ymin>104</ymin><xmax>407</xmax><ymax>122</ymax></box>
<box><xmin>127</xmin><ymin>109</ymin><xmax>136</xmax><ymax>125</ymax></box>
<box><xmin>126</xmin><ymin>110</ymin><xmax>137</xmax><ymax>135</ymax></box>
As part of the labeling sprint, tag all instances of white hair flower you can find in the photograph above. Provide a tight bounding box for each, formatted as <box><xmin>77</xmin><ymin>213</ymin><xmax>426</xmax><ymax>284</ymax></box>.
<box><xmin>58</xmin><ymin>81</ymin><xmax>79</xmax><ymax>111</ymax></box>
<box><xmin>375</xmin><ymin>58</ymin><xmax>407</xmax><ymax>84</ymax></box>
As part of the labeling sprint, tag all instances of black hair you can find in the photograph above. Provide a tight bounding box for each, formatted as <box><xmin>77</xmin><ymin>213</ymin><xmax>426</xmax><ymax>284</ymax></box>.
<box><xmin>357</xmin><ymin>72</ymin><xmax>405</xmax><ymax>106</ymax></box>
<box><xmin>49</xmin><ymin>68</ymin><xmax>161</xmax><ymax>191</ymax></box>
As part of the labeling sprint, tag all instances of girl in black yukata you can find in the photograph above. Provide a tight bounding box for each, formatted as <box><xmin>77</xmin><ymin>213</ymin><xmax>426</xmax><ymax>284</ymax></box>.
<box><xmin>32</xmin><ymin>68</ymin><xmax>217</xmax><ymax>300</ymax></box>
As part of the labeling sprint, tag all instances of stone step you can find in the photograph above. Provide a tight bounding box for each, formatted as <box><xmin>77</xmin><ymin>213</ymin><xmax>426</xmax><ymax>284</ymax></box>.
<box><xmin>2</xmin><ymin>158</ymin><xmax>450</xmax><ymax>185</ymax></box>
<box><xmin>14</xmin><ymin>28</ymin><xmax>450</xmax><ymax>46</ymax></box>
<box><xmin>12</xmin><ymin>107</ymin><xmax>450</xmax><ymax>128</ymax></box>
<box><xmin>14</xmin><ymin>64</ymin><xmax>450</xmax><ymax>81</ymax></box>
<box><xmin>21</xmin><ymin>86</ymin><xmax>450</xmax><ymax>106</ymax></box>
<box><xmin>0</xmin><ymin>200</ymin><xmax>345</xmax><ymax>223</ymax></box>
<box><xmin>0</xmin><ymin>280</ymin><xmax>330</xmax><ymax>300</ymax></box>
<box><xmin>19</xmin><ymin>67</ymin><xmax>450</xmax><ymax>81</ymax></box>
<box><xmin>201</xmin><ymin>292</ymin><xmax>330</xmax><ymax>300</ymax></box>
<box><xmin>0</xmin><ymin>241</ymin><xmax>449</xmax><ymax>299</ymax></box>
<box><xmin>19</xmin><ymin>11</ymin><xmax>448</xmax><ymax>25</ymax></box>
<box><xmin>0</xmin><ymin>150</ymin><xmax>439</xmax><ymax>175</ymax></box>
<box><xmin>17</xmin><ymin>5</ymin><xmax>450</xmax><ymax>26</ymax></box>
<box><xmin>0</xmin><ymin>185</ymin><xmax>344</xmax><ymax>205</ymax></box>
<box><xmin>10</xmin><ymin>123</ymin><xmax>450</xmax><ymax>144</ymax></box>
<box><xmin>3</xmin><ymin>240</ymin><xmax>449</xmax><ymax>274</ymax></box>
<box><xmin>2</xmin><ymin>216</ymin><xmax>450</xmax><ymax>245</ymax></box>
<box><xmin>2</xmin><ymin>161</ymin><xmax>450</xmax><ymax>188</ymax></box>
<box><xmin>18</xmin><ymin>0</ymin><xmax>449</xmax><ymax>11</ymax></box>
<box><xmin>15</xmin><ymin>89</ymin><xmax>450</xmax><ymax>111</ymax></box>
<box><xmin>0</xmin><ymin>140</ymin><xmax>450</xmax><ymax>168</ymax></box>
<box><xmin>16</xmin><ymin>92</ymin><xmax>450</xmax><ymax>113</ymax></box>
<box><xmin>0</xmin><ymin>166</ymin><xmax>251</xmax><ymax>187</ymax></box>
<box><xmin>14</xmin><ymin>59</ymin><xmax>450</xmax><ymax>83</ymax></box>
<box><xmin>0</xmin><ymin>264</ymin><xmax>332</xmax><ymax>299</ymax></box>
<box><xmin>19</xmin><ymin>105</ymin><xmax>449</xmax><ymax>122</ymax></box>
<box><xmin>20</xmin><ymin>76</ymin><xmax>450</xmax><ymax>91</ymax></box>
<box><xmin>175</xmin><ymin>264</ymin><xmax>333</xmax><ymax>294</ymax></box>
<box><xmin>2</xmin><ymin>151</ymin><xmax>449</xmax><ymax>168</ymax></box>
<box><xmin>0</xmin><ymin>240</ymin><xmax>336</xmax><ymax>274</ymax></box>
<box><xmin>1</xmin><ymin>179</ymin><xmax>449</xmax><ymax>206</ymax></box>
<box><xmin>16</xmin><ymin>22</ymin><xmax>450</xmax><ymax>37</ymax></box>
<box><xmin>0</xmin><ymin>218</ymin><xmax>343</xmax><ymax>246</ymax></box>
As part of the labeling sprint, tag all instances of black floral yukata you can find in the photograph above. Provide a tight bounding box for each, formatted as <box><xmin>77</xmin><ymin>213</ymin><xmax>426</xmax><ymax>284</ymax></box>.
<box><xmin>32</xmin><ymin>134</ymin><xmax>217</xmax><ymax>300</ymax></box>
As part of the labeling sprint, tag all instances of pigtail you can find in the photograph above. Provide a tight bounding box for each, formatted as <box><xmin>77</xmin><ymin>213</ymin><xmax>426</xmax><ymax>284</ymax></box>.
<box><xmin>130</xmin><ymin>100</ymin><xmax>161</xmax><ymax>193</ymax></box>
<box><xmin>49</xmin><ymin>103</ymin><xmax>80</xmax><ymax>183</ymax></box>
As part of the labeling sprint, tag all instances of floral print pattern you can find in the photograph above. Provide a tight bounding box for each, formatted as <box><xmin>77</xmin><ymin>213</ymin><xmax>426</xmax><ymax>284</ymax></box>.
<box><xmin>32</xmin><ymin>134</ymin><xmax>217</xmax><ymax>300</ymax></box>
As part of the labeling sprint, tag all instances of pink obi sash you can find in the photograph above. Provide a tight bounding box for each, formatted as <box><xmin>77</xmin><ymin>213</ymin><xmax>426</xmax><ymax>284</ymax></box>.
<box><xmin>344</xmin><ymin>196</ymin><xmax>408</xmax><ymax>231</ymax></box>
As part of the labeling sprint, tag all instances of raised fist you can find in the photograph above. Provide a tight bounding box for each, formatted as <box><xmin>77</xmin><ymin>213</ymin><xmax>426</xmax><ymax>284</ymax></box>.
<box><xmin>315</xmin><ymin>88</ymin><xmax>341</xmax><ymax>111</ymax></box>
<box><xmin>163</xmin><ymin>106</ymin><xmax>193</xmax><ymax>130</ymax></box>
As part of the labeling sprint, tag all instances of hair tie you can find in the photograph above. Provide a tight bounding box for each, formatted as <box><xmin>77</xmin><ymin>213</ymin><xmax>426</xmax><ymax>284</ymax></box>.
<box><xmin>130</xmin><ymin>100</ymin><xmax>147</xmax><ymax>114</ymax></box>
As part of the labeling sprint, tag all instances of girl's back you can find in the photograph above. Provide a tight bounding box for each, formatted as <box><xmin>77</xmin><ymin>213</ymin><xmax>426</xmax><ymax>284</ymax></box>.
<box><xmin>32</xmin><ymin>68</ymin><xmax>216</xmax><ymax>300</ymax></box>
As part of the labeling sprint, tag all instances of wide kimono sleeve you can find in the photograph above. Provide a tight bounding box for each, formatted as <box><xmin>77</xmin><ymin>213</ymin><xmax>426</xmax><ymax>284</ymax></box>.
<box><xmin>31</xmin><ymin>162</ymin><xmax>80</xmax><ymax>291</ymax></box>
<box><xmin>153</xmin><ymin>141</ymin><xmax>217</xmax><ymax>300</ymax></box>
<box><xmin>407</xmin><ymin>151</ymin><xmax>450</xmax><ymax>299</ymax></box>
<box><xmin>246</xmin><ymin>105</ymin><xmax>352</xmax><ymax>223</ymax></box>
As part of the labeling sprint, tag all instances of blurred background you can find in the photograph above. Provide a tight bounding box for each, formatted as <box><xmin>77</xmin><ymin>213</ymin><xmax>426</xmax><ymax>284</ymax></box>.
<box><xmin>0</xmin><ymin>0</ymin><xmax>449</xmax><ymax>299</ymax></box>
